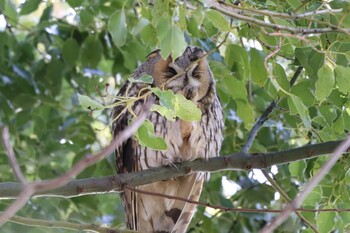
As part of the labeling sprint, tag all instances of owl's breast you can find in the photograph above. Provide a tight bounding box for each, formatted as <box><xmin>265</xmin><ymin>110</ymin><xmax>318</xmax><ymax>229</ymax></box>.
<box><xmin>136</xmin><ymin>96</ymin><xmax>222</xmax><ymax>171</ymax></box>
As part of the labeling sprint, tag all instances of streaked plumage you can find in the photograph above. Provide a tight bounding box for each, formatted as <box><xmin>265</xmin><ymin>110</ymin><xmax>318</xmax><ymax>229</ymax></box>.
<box><xmin>111</xmin><ymin>46</ymin><xmax>223</xmax><ymax>233</ymax></box>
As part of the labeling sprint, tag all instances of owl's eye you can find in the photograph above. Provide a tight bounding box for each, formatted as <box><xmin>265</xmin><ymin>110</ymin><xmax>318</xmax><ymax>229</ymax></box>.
<box><xmin>167</xmin><ymin>67</ymin><xmax>177</xmax><ymax>77</ymax></box>
<box><xmin>192</xmin><ymin>65</ymin><xmax>200</xmax><ymax>79</ymax></box>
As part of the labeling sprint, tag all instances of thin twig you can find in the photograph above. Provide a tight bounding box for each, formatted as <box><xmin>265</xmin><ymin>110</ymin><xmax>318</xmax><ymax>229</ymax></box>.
<box><xmin>125</xmin><ymin>185</ymin><xmax>350</xmax><ymax>214</ymax></box>
<box><xmin>262</xmin><ymin>170</ymin><xmax>318</xmax><ymax>232</ymax></box>
<box><xmin>260</xmin><ymin>136</ymin><xmax>350</xmax><ymax>233</ymax></box>
<box><xmin>1</xmin><ymin>127</ymin><xmax>27</xmax><ymax>183</ymax></box>
<box><xmin>5</xmin><ymin>211</ymin><xmax>137</xmax><ymax>233</ymax></box>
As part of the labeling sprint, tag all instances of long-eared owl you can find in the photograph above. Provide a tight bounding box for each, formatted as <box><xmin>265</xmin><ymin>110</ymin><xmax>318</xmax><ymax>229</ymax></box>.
<box><xmin>111</xmin><ymin>46</ymin><xmax>223</xmax><ymax>233</ymax></box>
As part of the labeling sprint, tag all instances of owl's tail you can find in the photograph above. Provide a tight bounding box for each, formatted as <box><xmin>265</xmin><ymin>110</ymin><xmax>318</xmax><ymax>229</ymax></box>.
<box><xmin>123</xmin><ymin>173</ymin><xmax>205</xmax><ymax>233</ymax></box>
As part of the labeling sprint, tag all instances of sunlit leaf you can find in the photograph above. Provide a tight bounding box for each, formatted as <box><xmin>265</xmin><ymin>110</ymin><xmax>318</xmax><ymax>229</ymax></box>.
<box><xmin>317</xmin><ymin>206</ymin><xmax>336</xmax><ymax>233</ymax></box>
<box><xmin>150</xmin><ymin>104</ymin><xmax>176</xmax><ymax>121</ymax></box>
<box><xmin>289</xmin><ymin>160</ymin><xmax>306</xmax><ymax>178</ymax></box>
<box><xmin>206</xmin><ymin>10</ymin><xmax>230</xmax><ymax>31</ymax></box>
<box><xmin>135</xmin><ymin>119</ymin><xmax>167</xmax><ymax>150</ymax></box>
<box><xmin>174</xmin><ymin>94</ymin><xmax>202</xmax><ymax>122</ymax></box>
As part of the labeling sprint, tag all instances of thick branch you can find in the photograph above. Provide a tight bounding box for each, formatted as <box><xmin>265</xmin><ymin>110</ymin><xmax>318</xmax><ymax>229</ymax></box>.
<box><xmin>0</xmin><ymin>140</ymin><xmax>344</xmax><ymax>199</ymax></box>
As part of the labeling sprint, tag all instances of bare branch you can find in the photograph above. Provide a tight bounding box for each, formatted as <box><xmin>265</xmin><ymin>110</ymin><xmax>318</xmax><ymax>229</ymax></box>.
<box><xmin>260</xmin><ymin>136</ymin><xmax>350</xmax><ymax>233</ymax></box>
<box><xmin>1</xmin><ymin>126</ymin><xmax>26</xmax><ymax>183</ymax></box>
<box><xmin>0</xmin><ymin>140</ymin><xmax>346</xmax><ymax>199</ymax></box>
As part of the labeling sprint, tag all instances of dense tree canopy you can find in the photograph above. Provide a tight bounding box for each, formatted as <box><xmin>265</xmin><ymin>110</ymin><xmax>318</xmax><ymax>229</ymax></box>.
<box><xmin>1</xmin><ymin>0</ymin><xmax>350</xmax><ymax>232</ymax></box>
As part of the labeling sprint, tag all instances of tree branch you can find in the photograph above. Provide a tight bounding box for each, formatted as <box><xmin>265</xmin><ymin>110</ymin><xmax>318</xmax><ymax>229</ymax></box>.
<box><xmin>207</xmin><ymin>1</ymin><xmax>350</xmax><ymax>35</ymax></box>
<box><xmin>1</xmin><ymin>127</ymin><xmax>26</xmax><ymax>183</ymax></box>
<box><xmin>260</xmin><ymin>136</ymin><xmax>350</xmax><ymax>233</ymax></box>
<box><xmin>0</xmin><ymin>140</ymin><xmax>345</xmax><ymax>199</ymax></box>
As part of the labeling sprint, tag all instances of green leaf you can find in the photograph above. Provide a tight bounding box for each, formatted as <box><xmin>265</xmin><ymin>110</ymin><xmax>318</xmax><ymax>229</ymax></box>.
<box><xmin>2</xmin><ymin>0</ymin><xmax>18</xmax><ymax>25</ymax></box>
<box><xmin>20</xmin><ymin>0</ymin><xmax>41</xmax><ymax>15</ymax></box>
<box><xmin>315</xmin><ymin>65</ymin><xmax>335</xmax><ymax>102</ymax></box>
<box><xmin>108</xmin><ymin>10</ymin><xmax>127</xmax><ymax>47</ymax></box>
<box><xmin>205</xmin><ymin>10</ymin><xmax>230</xmax><ymax>31</ymax></box>
<box><xmin>62</xmin><ymin>38</ymin><xmax>80</xmax><ymax>66</ymax></box>
<box><xmin>77</xmin><ymin>94</ymin><xmax>104</xmax><ymax>111</ymax></box>
<box><xmin>289</xmin><ymin>160</ymin><xmax>306</xmax><ymax>178</ymax></box>
<box><xmin>134</xmin><ymin>74</ymin><xmax>154</xmax><ymax>84</ymax></box>
<box><xmin>135</xmin><ymin>119</ymin><xmax>167</xmax><ymax>150</ymax></box>
<box><xmin>250</xmin><ymin>48</ymin><xmax>268</xmax><ymax>86</ymax></box>
<box><xmin>335</xmin><ymin>65</ymin><xmax>350</xmax><ymax>94</ymax></box>
<box><xmin>140</xmin><ymin>24</ymin><xmax>158</xmax><ymax>47</ymax></box>
<box><xmin>286</xmin><ymin>0</ymin><xmax>301</xmax><ymax>9</ymax></box>
<box><xmin>236</xmin><ymin>100</ymin><xmax>254</xmax><ymax>129</ymax></box>
<box><xmin>80</xmin><ymin>35</ymin><xmax>103</xmax><ymax>68</ymax></box>
<box><xmin>287</xmin><ymin>95</ymin><xmax>311</xmax><ymax>129</ymax></box>
<box><xmin>290</xmin><ymin>81</ymin><xmax>315</xmax><ymax>107</ymax></box>
<box><xmin>157</xmin><ymin>16</ymin><xmax>187</xmax><ymax>59</ymax></box>
<box><xmin>150</xmin><ymin>88</ymin><xmax>201</xmax><ymax>122</ymax></box>
<box><xmin>225</xmin><ymin>44</ymin><xmax>250</xmax><ymax>80</ymax></box>
<box><xmin>66</xmin><ymin>0</ymin><xmax>84</xmax><ymax>8</ymax></box>
<box><xmin>80</xmin><ymin>10</ymin><xmax>94</xmax><ymax>27</ymax></box>
<box><xmin>221</xmin><ymin>77</ymin><xmax>247</xmax><ymax>101</ymax></box>
<box><xmin>317</xmin><ymin>206</ymin><xmax>336</xmax><ymax>233</ymax></box>
<box><xmin>151</xmin><ymin>88</ymin><xmax>176</xmax><ymax>110</ymax></box>
<box><xmin>303</xmin><ymin>185</ymin><xmax>322</xmax><ymax>206</ymax></box>
<box><xmin>174</xmin><ymin>94</ymin><xmax>202</xmax><ymax>122</ymax></box>
<box><xmin>150</xmin><ymin>104</ymin><xmax>176</xmax><ymax>121</ymax></box>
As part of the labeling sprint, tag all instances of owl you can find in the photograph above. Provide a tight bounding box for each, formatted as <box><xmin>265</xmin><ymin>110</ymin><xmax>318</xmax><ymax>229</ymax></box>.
<box><xmin>111</xmin><ymin>46</ymin><xmax>223</xmax><ymax>233</ymax></box>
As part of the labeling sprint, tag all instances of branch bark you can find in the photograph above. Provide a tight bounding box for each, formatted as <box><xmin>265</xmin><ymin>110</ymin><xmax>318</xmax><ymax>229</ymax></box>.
<box><xmin>0</xmin><ymin>140</ymin><xmax>345</xmax><ymax>199</ymax></box>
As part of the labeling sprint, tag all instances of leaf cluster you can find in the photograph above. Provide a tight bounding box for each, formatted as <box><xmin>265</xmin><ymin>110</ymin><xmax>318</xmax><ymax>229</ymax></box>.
<box><xmin>0</xmin><ymin>0</ymin><xmax>350</xmax><ymax>232</ymax></box>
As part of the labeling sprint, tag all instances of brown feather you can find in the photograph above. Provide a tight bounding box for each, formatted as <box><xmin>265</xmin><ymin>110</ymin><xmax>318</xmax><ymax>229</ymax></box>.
<box><xmin>111</xmin><ymin>47</ymin><xmax>223</xmax><ymax>232</ymax></box>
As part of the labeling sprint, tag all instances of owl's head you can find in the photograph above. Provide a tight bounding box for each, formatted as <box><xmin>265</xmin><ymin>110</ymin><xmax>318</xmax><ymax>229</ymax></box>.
<box><xmin>139</xmin><ymin>46</ymin><xmax>214</xmax><ymax>102</ymax></box>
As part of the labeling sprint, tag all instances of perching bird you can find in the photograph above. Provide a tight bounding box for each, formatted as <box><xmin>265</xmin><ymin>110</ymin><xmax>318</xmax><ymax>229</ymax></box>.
<box><xmin>111</xmin><ymin>46</ymin><xmax>223</xmax><ymax>233</ymax></box>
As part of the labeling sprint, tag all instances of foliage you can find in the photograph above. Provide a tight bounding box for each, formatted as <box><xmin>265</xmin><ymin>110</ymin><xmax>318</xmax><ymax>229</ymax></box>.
<box><xmin>0</xmin><ymin>0</ymin><xmax>350</xmax><ymax>232</ymax></box>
